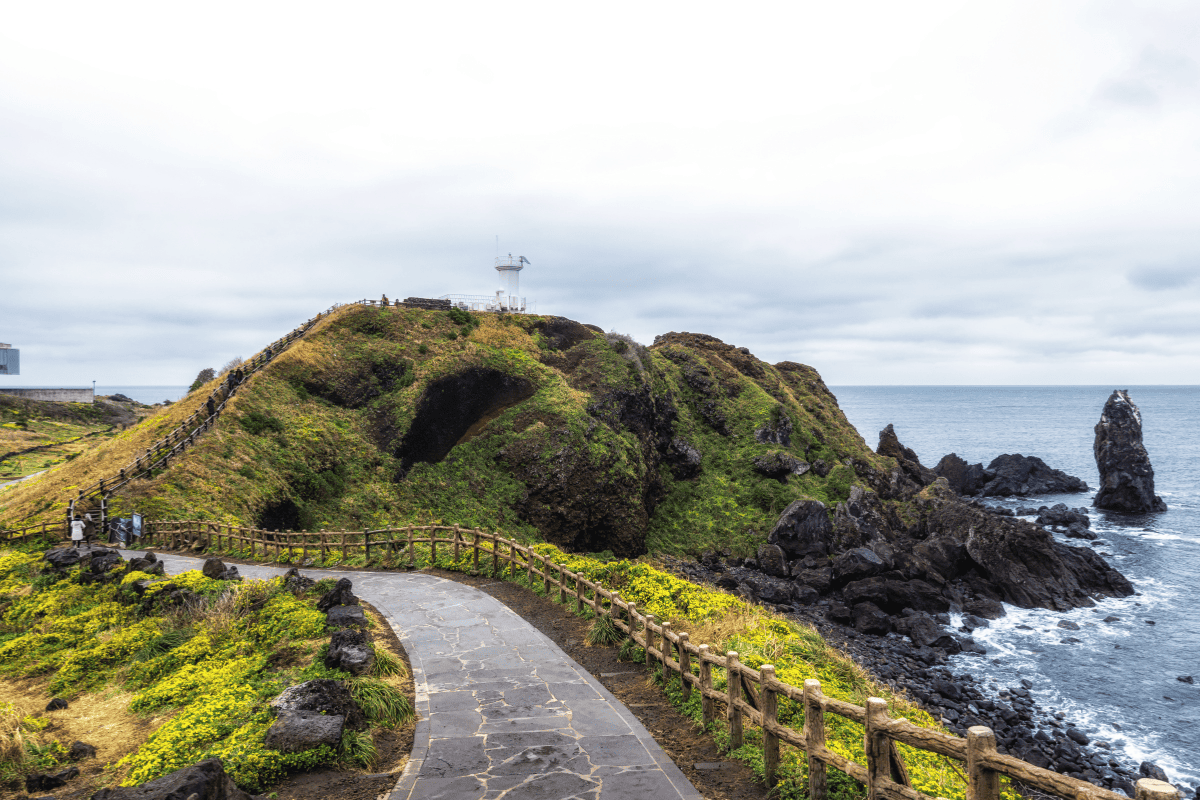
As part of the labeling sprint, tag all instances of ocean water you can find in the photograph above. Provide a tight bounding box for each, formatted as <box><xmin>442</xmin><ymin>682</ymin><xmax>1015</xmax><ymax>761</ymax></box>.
<box><xmin>831</xmin><ymin>386</ymin><xmax>1200</xmax><ymax>788</ymax></box>
<box><xmin>96</xmin><ymin>386</ymin><xmax>190</xmax><ymax>405</ymax></box>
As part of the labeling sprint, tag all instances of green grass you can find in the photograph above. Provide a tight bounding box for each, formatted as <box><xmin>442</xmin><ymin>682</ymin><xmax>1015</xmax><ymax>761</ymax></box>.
<box><xmin>347</xmin><ymin>677</ymin><xmax>413</xmax><ymax>729</ymax></box>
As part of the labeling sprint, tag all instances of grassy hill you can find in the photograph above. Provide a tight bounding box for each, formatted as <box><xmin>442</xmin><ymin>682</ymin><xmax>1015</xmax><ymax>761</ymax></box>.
<box><xmin>1</xmin><ymin>304</ymin><xmax>886</xmax><ymax>558</ymax></box>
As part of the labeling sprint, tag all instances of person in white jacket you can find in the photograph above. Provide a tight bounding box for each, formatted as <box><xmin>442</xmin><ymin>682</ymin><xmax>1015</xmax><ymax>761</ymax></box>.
<box><xmin>70</xmin><ymin>515</ymin><xmax>86</xmax><ymax>548</ymax></box>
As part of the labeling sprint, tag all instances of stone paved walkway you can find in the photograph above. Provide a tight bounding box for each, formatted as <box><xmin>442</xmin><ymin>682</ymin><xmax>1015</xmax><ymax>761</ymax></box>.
<box><xmin>125</xmin><ymin>550</ymin><xmax>702</xmax><ymax>800</ymax></box>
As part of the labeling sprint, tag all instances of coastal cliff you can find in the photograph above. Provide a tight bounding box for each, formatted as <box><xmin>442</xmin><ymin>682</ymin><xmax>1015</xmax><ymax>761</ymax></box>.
<box><xmin>0</xmin><ymin>305</ymin><xmax>1131</xmax><ymax>619</ymax></box>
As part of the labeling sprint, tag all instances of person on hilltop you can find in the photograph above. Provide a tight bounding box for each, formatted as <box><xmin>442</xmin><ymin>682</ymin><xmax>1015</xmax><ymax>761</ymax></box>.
<box><xmin>83</xmin><ymin>511</ymin><xmax>96</xmax><ymax>547</ymax></box>
<box><xmin>70</xmin><ymin>515</ymin><xmax>85</xmax><ymax>549</ymax></box>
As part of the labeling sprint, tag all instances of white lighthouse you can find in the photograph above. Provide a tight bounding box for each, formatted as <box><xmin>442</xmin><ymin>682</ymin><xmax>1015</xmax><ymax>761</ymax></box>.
<box><xmin>494</xmin><ymin>254</ymin><xmax>529</xmax><ymax>312</ymax></box>
<box><xmin>438</xmin><ymin>252</ymin><xmax>531</xmax><ymax>313</ymax></box>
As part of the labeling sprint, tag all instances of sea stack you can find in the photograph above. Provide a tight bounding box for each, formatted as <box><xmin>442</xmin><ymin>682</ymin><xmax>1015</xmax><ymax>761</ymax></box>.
<box><xmin>1093</xmin><ymin>390</ymin><xmax>1166</xmax><ymax>513</ymax></box>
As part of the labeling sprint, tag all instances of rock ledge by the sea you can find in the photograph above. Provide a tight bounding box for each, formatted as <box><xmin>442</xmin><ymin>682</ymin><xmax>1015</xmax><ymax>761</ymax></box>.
<box><xmin>1094</xmin><ymin>390</ymin><xmax>1167</xmax><ymax>513</ymax></box>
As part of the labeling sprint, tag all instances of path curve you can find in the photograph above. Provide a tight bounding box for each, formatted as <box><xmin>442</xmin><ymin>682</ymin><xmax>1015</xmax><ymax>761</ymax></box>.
<box><xmin>123</xmin><ymin>550</ymin><xmax>702</xmax><ymax>800</ymax></box>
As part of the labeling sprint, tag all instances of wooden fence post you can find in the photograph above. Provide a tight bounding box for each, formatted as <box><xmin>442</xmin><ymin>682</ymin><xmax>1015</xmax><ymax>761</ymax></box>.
<box><xmin>558</xmin><ymin>564</ymin><xmax>567</xmax><ymax>604</ymax></box>
<box><xmin>661</xmin><ymin>621</ymin><xmax>672</xmax><ymax>675</ymax></box>
<box><xmin>341</xmin><ymin>530</ymin><xmax>347</xmax><ymax>563</ymax></box>
<box><xmin>679</xmin><ymin>633</ymin><xmax>692</xmax><ymax>701</ymax></box>
<box><xmin>542</xmin><ymin>553</ymin><xmax>551</xmax><ymax>595</ymax></box>
<box><xmin>525</xmin><ymin>546</ymin><xmax>533</xmax><ymax>584</ymax></box>
<box><xmin>966</xmin><ymin>726</ymin><xmax>1001</xmax><ymax>800</ymax></box>
<box><xmin>865</xmin><ymin>698</ymin><xmax>890</xmax><ymax>800</ymax></box>
<box><xmin>804</xmin><ymin>679</ymin><xmax>828</xmax><ymax>800</ymax></box>
<box><xmin>509</xmin><ymin>541</ymin><xmax>517</xmax><ymax>579</ymax></box>
<box><xmin>430</xmin><ymin>527</ymin><xmax>438</xmax><ymax>565</ymax></box>
<box><xmin>408</xmin><ymin>526</ymin><xmax>415</xmax><ymax>568</ymax></box>
<box><xmin>364</xmin><ymin>530</ymin><xmax>371</xmax><ymax>563</ymax></box>
<box><xmin>453</xmin><ymin>524</ymin><xmax>461</xmax><ymax>563</ymax></box>
<box><xmin>761</xmin><ymin>664</ymin><xmax>779</xmax><ymax>787</ymax></box>
<box><xmin>491</xmin><ymin>532</ymin><xmax>499</xmax><ymax>576</ymax></box>
<box><xmin>472</xmin><ymin>529</ymin><xmax>480</xmax><ymax>572</ymax></box>
<box><xmin>644</xmin><ymin>615</ymin><xmax>656</xmax><ymax>669</ymax></box>
<box><xmin>1136</xmin><ymin>780</ymin><xmax>1181</xmax><ymax>800</ymax></box>
<box><xmin>726</xmin><ymin>651</ymin><xmax>743</xmax><ymax>750</ymax></box>
<box><xmin>575</xmin><ymin>573</ymin><xmax>585</xmax><ymax>614</ymax></box>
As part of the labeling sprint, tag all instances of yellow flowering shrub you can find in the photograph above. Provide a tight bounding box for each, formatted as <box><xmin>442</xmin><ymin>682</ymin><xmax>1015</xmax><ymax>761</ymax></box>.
<box><xmin>129</xmin><ymin>656</ymin><xmax>261</xmax><ymax>712</ymax></box>
<box><xmin>50</xmin><ymin>618</ymin><xmax>161</xmax><ymax>694</ymax></box>
<box><xmin>0</xmin><ymin>551</ymin><xmax>39</xmax><ymax>594</ymax></box>
<box><xmin>120</xmin><ymin>681</ymin><xmax>260</xmax><ymax>784</ymax></box>
<box><xmin>0</xmin><ymin>549</ymin><xmax>336</xmax><ymax>792</ymax></box>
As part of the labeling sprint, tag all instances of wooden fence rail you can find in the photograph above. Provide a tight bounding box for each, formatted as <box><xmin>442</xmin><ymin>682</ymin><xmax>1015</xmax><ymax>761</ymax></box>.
<box><xmin>2</xmin><ymin>519</ymin><xmax>1177</xmax><ymax>800</ymax></box>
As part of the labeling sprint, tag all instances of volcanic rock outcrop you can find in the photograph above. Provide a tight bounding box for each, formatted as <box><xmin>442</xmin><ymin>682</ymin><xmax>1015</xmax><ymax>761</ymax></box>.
<box><xmin>1093</xmin><ymin>390</ymin><xmax>1167</xmax><ymax>513</ymax></box>
<box><xmin>932</xmin><ymin>453</ymin><xmax>1087</xmax><ymax>497</ymax></box>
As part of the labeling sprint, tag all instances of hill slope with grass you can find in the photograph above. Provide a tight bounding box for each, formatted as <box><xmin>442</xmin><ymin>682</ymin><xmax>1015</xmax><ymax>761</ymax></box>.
<box><xmin>2</xmin><ymin>304</ymin><xmax>883</xmax><ymax>558</ymax></box>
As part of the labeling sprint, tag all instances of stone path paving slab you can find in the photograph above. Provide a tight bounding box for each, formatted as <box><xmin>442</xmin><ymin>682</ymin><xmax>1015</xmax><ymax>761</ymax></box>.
<box><xmin>123</xmin><ymin>551</ymin><xmax>702</xmax><ymax>800</ymax></box>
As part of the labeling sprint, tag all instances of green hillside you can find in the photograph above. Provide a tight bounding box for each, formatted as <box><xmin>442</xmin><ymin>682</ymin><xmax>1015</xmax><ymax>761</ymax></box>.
<box><xmin>4</xmin><ymin>305</ymin><xmax>886</xmax><ymax>558</ymax></box>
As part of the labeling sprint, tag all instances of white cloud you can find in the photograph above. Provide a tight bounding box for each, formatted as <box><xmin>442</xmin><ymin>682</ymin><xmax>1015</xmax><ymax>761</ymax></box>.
<box><xmin>1</xmin><ymin>0</ymin><xmax>1199</xmax><ymax>385</ymax></box>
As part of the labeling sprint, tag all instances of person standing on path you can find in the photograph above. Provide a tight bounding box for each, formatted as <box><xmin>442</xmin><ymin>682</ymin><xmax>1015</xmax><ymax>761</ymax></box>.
<box><xmin>70</xmin><ymin>515</ymin><xmax>85</xmax><ymax>549</ymax></box>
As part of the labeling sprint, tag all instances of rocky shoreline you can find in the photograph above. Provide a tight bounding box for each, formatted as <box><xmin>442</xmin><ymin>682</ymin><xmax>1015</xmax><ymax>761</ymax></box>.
<box><xmin>664</xmin><ymin>551</ymin><xmax>1179</xmax><ymax>799</ymax></box>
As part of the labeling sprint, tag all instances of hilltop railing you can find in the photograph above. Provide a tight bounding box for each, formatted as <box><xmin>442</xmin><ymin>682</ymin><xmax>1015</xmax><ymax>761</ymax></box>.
<box><xmin>6</xmin><ymin>518</ymin><xmax>1178</xmax><ymax>800</ymax></box>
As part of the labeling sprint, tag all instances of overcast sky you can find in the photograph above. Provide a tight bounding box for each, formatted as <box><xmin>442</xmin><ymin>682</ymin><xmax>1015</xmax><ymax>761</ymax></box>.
<box><xmin>2</xmin><ymin>0</ymin><xmax>1199</xmax><ymax>387</ymax></box>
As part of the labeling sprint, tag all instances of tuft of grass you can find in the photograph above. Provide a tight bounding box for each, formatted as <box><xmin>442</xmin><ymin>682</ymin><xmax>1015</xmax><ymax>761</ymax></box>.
<box><xmin>369</xmin><ymin>644</ymin><xmax>407</xmax><ymax>678</ymax></box>
<box><xmin>338</xmin><ymin>729</ymin><xmax>377</xmax><ymax>770</ymax></box>
<box><xmin>346</xmin><ymin>677</ymin><xmax>413</xmax><ymax>728</ymax></box>
<box><xmin>617</xmin><ymin>638</ymin><xmax>642</xmax><ymax>662</ymax></box>
<box><xmin>131</xmin><ymin>628</ymin><xmax>193</xmax><ymax>662</ymax></box>
<box><xmin>0</xmin><ymin>702</ymin><xmax>27</xmax><ymax>778</ymax></box>
<box><xmin>585</xmin><ymin>615</ymin><xmax>622</xmax><ymax>647</ymax></box>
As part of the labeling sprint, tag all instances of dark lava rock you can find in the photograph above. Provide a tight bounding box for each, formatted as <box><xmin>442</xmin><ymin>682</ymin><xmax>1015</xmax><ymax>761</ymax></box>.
<box><xmin>1139</xmin><ymin>762</ymin><xmax>1170</xmax><ymax>783</ymax></box>
<box><xmin>326</xmin><ymin>604</ymin><xmax>367</xmax><ymax>629</ymax></box>
<box><xmin>981</xmin><ymin>454</ymin><xmax>1088</xmax><ymax>497</ymax></box>
<box><xmin>1094</xmin><ymin>390</ymin><xmax>1167</xmax><ymax>513</ymax></box>
<box><xmin>42</xmin><ymin>547</ymin><xmax>83</xmax><ymax>570</ymax></box>
<box><xmin>754</xmin><ymin>409</ymin><xmax>793</xmax><ymax>446</ymax></box>
<box><xmin>832</xmin><ymin>486</ymin><xmax>893</xmax><ymax>550</ymax></box>
<box><xmin>265</xmin><ymin>710</ymin><xmax>345</xmax><ymax>753</ymax></box>
<box><xmin>1065</xmin><ymin>523</ymin><xmax>1096</xmax><ymax>540</ymax></box>
<box><xmin>852</xmin><ymin>602</ymin><xmax>892</xmax><ymax>634</ymax></box>
<box><xmin>317</xmin><ymin>578</ymin><xmax>359</xmax><ymax>611</ymax></box>
<box><xmin>752</xmin><ymin>450</ymin><xmax>810</xmax><ymax>480</ymax></box>
<box><xmin>810</xmin><ymin>458</ymin><xmax>831</xmax><ymax>477</ymax></box>
<box><xmin>69</xmin><ymin>740</ymin><xmax>97</xmax><ymax>760</ymax></box>
<box><xmin>270</xmin><ymin>678</ymin><xmax>366</xmax><ymax>730</ymax></box>
<box><xmin>283</xmin><ymin>567</ymin><xmax>316</xmax><ymax>594</ymax></box>
<box><xmin>832</xmin><ymin>547</ymin><xmax>887</xmax><ymax>583</ymax></box>
<box><xmin>126</xmin><ymin>552</ymin><xmax>165</xmax><ymax>575</ymax></box>
<box><xmin>26</xmin><ymin>765</ymin><xmax>79</xmax><ymax>792</ymax></box>
<box><xmin>877</xmin><ymin>423</ymin><xmax>936</xmax><ymax>488</ymax></box>
<box><xmin>1067</xmin><ymin>728</ymin><xmax>1091</xmax><ymax>746</ymax></box>
<box><xmin>767</xmin><ymin>500</ymin><xmax>833</xmax><ymax>559</ymax></box>
<box><xmin>790</xmin><ymin>564</ymin><xmax>833</xmax><ymax>594</ymax></box>
<box><xmin>755</xmin><ymin>543</ymin><xmax>788</xmax><ymax>577</ymax></box>
<box><xmin>931</xmin><ymin>488</ymin><xmax>1134</xmax><ymax>609</ymax></box>
<box><xmin>90</xmin><ymin>552</ymin><xmax>125</xmax><ymax>574</ymax></box>
<box><xmin>666</xmin><ymin>437</ymin><xmax>702</xmax><ymax>479</ymax></box>
<box><xmin>91</xmin><ymin>758</ymin><xmax>252</xmax><ymax>799</ymax></box>
<box><xmin>46</xmin><ymin>697</ymin><xmax>68</xmax><ymax>711</ymax></box>
<box><xmin>1038</xmin><ymin>504</ymin><xmax>1090</xmax><ymax>528</ymax></box>
<box><xmin>1057</xmin><ymin>620</ymin><xmax>1081</xmax><ymax>630</ymax></box>
<box><xmin>934</xmin><ymin>453</ymin><xmax>990</xmax><ymax>496</ymax></box>
<box><xmin>739</xmin><ymin>575</ymin><xmax>796</xmax><ymax>605</ymax></box>
<box><xmin>325</xmin><ymin>627</ymin><xmax>375</xmax><ymax>676</ymax></box>
<box><xmin>792</xmin><ymin>584</ymin><xmax>820</xmax><ymax>605</ymax></box>
<box><xmin>200</xmin><ymin>557</ymin><xmax>236</xmax><ymax>580</ymax></box>
<box><xmin>1178</xmin><ymin>676</ymin><xmax>1194</xmax><ymax>684</ymax></box>
<box><xmin>895</xmin><ymin>611</ymin><xmax>950</xmax><ymax>648</ymax></box>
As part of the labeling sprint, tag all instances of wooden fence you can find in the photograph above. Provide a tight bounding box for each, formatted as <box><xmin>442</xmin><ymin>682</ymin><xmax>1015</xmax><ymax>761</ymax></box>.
<box><xmin>3</xmin><ymin>518</ymin><xmax>1167</xmax><ymax>800</ymax></box>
